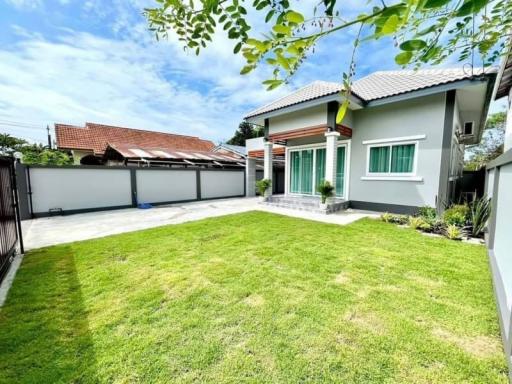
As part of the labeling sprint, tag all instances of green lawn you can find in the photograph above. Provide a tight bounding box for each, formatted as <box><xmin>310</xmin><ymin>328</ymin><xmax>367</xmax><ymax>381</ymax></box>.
<box><xmin>0</xmin><ymin>211</ymin><xmax>507</xmax><ymax>383</ymax></box>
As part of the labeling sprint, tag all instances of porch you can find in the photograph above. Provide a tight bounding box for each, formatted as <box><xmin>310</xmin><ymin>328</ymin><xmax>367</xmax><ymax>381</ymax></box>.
<box><xmin>263</xmin><ymin>195</ymin><xmax>349</xmax><ymax>214</ymax></box>
<box><xmin>246</xmin><ymin>120</ymin><xmax>352</xmax><ymax>213</ymax></box>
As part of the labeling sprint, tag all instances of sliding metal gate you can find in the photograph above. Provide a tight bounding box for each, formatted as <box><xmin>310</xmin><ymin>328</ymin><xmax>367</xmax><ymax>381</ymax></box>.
<box><xmin>0</xmin><ymin>157</ymin><xmax>23</xmax><ymax>283</ymax></box>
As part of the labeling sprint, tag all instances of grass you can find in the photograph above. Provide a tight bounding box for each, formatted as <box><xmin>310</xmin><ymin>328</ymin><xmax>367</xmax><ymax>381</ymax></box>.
<box><xmin>0</xmin><ymin>211</ymin><xmax>507</xmax><ymax>383</ymax></box>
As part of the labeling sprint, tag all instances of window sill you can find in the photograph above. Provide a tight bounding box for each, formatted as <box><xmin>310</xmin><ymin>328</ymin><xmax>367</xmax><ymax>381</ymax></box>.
<box><xmin>361</xmin><ymin>176</ymin><xmax>423</xmax><ymax>182</ymax></box>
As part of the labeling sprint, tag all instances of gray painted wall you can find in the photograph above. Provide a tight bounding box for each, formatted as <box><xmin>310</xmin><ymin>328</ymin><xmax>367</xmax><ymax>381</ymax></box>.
<box><xmin>349</xmin><ymin>93</ymin><xmax>446</xmax><ymax>208</ymax></box>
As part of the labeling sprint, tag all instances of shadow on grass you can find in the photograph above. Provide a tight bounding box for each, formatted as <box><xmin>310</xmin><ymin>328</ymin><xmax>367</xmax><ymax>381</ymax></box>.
<box><xmin>0</xmin><ymin>245</ymin><xmax>98</xmax><ymax>383</ymax></box>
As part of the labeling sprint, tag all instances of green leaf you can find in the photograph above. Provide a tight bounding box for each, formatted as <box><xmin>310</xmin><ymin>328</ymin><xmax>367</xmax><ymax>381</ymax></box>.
<box><xmin>395</xmin><ymin>51</ymin><xmax>413</xmax><ymax>65</ymax></box>
<box><xmin>233</xmin><ymin>42</ymin><xmax>242</xmax><ymax>53</ymax></box>
<box><xmin>265</xmin><ymin>9</ymin><xmax>275</xmax><ymax>23</ymax></box>
<box><xmin>400</xmin><ymin>39</ymin><xmax>427</xmax><ymax>51</ymax></box>
<box><xmin>456</xmin><ymin>0</ymin><xmax>487</xmax><ymax>16</ymax></box>
<box><xmin>423</xmin><ymin>0</ymin><xmax>451</xmax><ymax>8</ymax></box>
<box><xmin>272</xmin><ymin>24</ymin><xmax>292</xmax><ymax>36</ymax></box>
<box><xmin>276</xmin><ymin>52</ymin><xmax>290</xmax><ymax>70</ymax></box>
<box><xmin>381</xmin><ymin>14</ymin><xmax>400</xmax><ymax>35</ymax></box>
<box><xmin>240</xmin><ymin>65</ymin><xmax>254</xmax><ymax>75</ymax></box>
<box><xmin>262</xmin><ymin>79</ymin><xmax>284</xmax><ymax>90</ymax></box>
<box><xmin>336</xmin><ymin>99</ymin><xmax>349</xmax><ymax>124</ymax></box>
<box><xmin>285</xmin><ymin>11</ymin><xmax>305</xmax><ymax>24</ymax></box>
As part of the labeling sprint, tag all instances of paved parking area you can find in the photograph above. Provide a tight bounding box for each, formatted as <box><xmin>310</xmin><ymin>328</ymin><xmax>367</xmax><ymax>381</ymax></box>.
<box><xmin>22</xmin><ymin>197</ymin><xmax>379</xmax><ymax>250</ymax></box>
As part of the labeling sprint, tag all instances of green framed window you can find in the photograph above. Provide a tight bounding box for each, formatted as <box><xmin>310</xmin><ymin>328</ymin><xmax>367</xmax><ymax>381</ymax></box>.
<box><xmin>368</xmin><ymin>143</ymin><xmax>416</xmax><ymax>174</ymax></box>
<box><xmin>336</xmin><ymin>146</ymin><xmax>346</xmax><ymax>197</ymax></box>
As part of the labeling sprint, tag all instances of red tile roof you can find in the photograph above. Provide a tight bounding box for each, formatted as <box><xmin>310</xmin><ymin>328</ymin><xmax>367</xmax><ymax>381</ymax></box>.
<box><xmin>55</xmin><ymin>122</ymin><xmax>215</xmax><ymax>155</ymax></box>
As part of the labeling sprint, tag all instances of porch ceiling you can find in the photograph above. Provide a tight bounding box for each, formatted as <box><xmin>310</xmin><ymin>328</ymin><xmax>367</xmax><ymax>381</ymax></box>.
<box><xmin>268</xmin><ymin>124</ymin><xmax>352</xmax><ymax>142</ymax></box>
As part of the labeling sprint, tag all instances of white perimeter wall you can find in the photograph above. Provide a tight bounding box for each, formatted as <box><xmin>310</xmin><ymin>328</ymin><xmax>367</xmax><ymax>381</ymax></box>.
<box><xmin>30</xmin><ymin>168</ymin><xmax>132</xmax><ymax>213</ymax></box>
<box><xmin>136</xmin><ymin>169</ymin><xmax>197</xmax><ymax>204</ymax></box>
<box><xmin>491</xmin><ymin>164</ymin><xmax>512</xmax><ymax>338</ymax></box>
<box><xmin>201</xmin><ymin>171</ymin><xmax>244</xmax><ymax>199</ymax></box>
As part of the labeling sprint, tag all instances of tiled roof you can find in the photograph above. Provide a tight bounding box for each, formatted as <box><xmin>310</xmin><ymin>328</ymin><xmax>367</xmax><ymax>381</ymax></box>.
<box><xmin>245</xmin><ymin>68</ymin><xmax>496</xmax><ymax>118</ymax></box>
<box><xmin>107</xmin><ymin>144</ymin><xmax>240</xmax><ymax>162</ymax></box>
<box><xmin>55</xmin><ymin>122</ymin><xmax>215</xmax><ymax>155</ymax></box>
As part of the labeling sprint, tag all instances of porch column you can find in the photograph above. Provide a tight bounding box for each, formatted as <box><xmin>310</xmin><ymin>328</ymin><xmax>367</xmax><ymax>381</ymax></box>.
<box><xmin>325</xmin><ymin>131</ymin><xmax>340</xmax><ymax>193</ymax></box>
<box><xmin>263</xmin><ymin>141</ymin><xmax>273</xmax><ymax>196</ymax></box>
<box><xmin>245</xmin><ymin>158</ymin><xmax>256</xmax><ymax>197</ymax></box>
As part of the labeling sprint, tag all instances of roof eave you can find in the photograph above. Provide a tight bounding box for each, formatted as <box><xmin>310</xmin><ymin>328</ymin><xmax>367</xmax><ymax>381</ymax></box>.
<box><xmin>365</xmin><ymin>77</ymin><xmax>493</xmax><ymax>108</ymax></box>
<box><xmin>244</xmin><ymin>93</ymin><xmax>363</xmax><ymax>122</ymax></box>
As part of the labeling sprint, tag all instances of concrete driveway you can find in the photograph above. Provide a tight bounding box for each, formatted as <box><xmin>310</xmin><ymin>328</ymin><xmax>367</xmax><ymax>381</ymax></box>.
<box><xmin>22</xmin><ymin>197</ymin><xmax>378</xmax><ymax>250</ymax></box>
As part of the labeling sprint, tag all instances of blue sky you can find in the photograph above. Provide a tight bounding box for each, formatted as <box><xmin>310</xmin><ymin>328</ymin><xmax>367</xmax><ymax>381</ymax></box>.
<box><xmin>0</xmin><ymin>0</ymin><xmax>506</xmax><ymax>144</ymax></box>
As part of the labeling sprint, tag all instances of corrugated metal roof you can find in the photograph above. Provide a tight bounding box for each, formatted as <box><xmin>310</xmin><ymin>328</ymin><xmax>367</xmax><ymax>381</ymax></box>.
<box><xmin>245</xmin><ymin>68</ymin><xmax>496</xmax><ymax>118</ymax></box>
<box><xmin>107</xmin><ymin>144</ymin><xmax>240</xmax><ymax>162</ymax></box>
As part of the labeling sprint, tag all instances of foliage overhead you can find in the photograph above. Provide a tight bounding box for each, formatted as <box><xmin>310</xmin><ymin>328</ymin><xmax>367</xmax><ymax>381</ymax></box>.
<box><xmin>145</xmin><ymin>0</ymin><xmax>511</xmax><ymax>92</ymax></box>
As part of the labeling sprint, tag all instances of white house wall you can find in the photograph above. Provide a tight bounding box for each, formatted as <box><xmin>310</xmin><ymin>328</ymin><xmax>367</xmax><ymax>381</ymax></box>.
<box><xmin>269</xmin><ymin>104</ymin><xmax>327</xmax><ymax>135</ymax></box>
<box><xmin>29</xmin><ymin>168</ymin><xmax>132</xmax><ymax>213</ymax></box>
<box><xmin>136</xmin><ymin>169</ymin><xmax>197</xmax><ymax>204</ymax></box>
<box><xmin>349</xmin><ymin>93</ymin><xmax>446</xmax><ymax>208</ymax></box>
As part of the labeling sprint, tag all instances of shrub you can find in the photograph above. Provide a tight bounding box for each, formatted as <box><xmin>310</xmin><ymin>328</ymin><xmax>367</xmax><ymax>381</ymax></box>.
<box><xmin>389</xmin><ymin>214</ymin><xmax>409</xmax><ymax>225</ymax></box>
<box><xmin>381</xmin><ymin>212</ymin><xmax>392</xmax><ymax>223</ymax></box>
<box><xmin>445</xmin><ymin>224</ymin><xmax>463</xmax><ymax>240</ymax></box>
<box><xmin>418</xmin><ymin>206</ymin><xmax>437</xmax><ymax>221</ymax></box>
<box><xmin>468</xmin><ymin>197</ymin><xmax>491</xmax><ymax>237</ymax></box>
<box><xmin>256</xmin><ymin>179</ymin><xmax>271</xmax><ymax>196</ymax></box>
<box><xmin>443</xmin><ymin>204</ymin><xmax>469</xmax><ymax>227</ymax></box>
<box><xmin>408</xmin><ymin>216</ymin><xmax>431</xmax><ymax>231</ymax></box>
<box><xmin>429</xmin><ymin>219</ymin><xmax>447</xmax><ymax>235</ymax></box>
<box><xmin>316</xmin><ymin>180</ymin><xmax>334</xmax><ymax>204</ymax></box>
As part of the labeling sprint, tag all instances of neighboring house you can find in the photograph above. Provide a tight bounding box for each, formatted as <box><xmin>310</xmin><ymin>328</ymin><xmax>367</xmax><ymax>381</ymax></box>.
<box><xmin>55</xmin><ymin>122</ymin><xmax>240</xmax><ymax>167</ymax></box>
<box><xmin>487</xmin><ymin>40</ymin><xmax>512</xmax><ymax>377</ymax></box>
<box><xmin>245</xmin><ymin>68</ymin><xmax>496</xmax><ymax>214</ymax></box>
<box><xmin>213</xmin><ymin>143</ymin><xmax>247</xmax><ymax>159</ymax></box>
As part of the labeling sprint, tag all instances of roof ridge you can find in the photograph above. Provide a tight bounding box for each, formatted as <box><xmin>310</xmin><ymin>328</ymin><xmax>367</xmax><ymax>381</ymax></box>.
<box><xmin>84</xmin><ymin>122</ymin><xmax>211</xmax><ymax>142</ymax></box>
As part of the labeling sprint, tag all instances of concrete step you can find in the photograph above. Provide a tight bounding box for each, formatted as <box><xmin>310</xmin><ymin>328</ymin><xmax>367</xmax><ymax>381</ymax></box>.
<box><xmin>263</xmin><ymin>196</ymin><xmax>349</xmax><ymax>214</ymax></box>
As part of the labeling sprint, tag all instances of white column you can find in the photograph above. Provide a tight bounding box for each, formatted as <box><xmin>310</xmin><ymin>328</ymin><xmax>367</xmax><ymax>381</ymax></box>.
<box><xmin>325</xmin><ymin>131</ymin><xmax>340</xmax><ymax>194</ymax></box>
<box><xmin>263</xmin><ymin>141</ymin><xmax>273</xmax><ymax>196</ymax></box>
<box><xmin>246</xmin><ymin>158</ymin><xmax>256</xmax><ymax>197</ymax></box>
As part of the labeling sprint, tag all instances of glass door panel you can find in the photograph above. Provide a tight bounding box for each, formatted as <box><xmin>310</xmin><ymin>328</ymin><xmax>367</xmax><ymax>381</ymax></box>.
<box><xmin>300</xmin><ymin>149</ymin><xmax>313</xmax><ymax>194</ymax></box>
<box><xmin>336</xmin><ymin>146</ymin><xmax>346</xmax><ymax>197</ymax></box>
<box><xmin>314</xmin><ymin>148</ymin><xmax>326</xmax><ymax>195</ymax></box>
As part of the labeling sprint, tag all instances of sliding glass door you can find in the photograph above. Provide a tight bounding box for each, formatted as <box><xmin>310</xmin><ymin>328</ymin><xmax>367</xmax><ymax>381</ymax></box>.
<box><xmin>289</xmin><ymin>145</ymin><xmax>347</xmax><ymax>197</ymax></box>
<box><xmin>290</xmin><ymin>149</ymin><xmax>313</xmax><ymax>194</ymax></box>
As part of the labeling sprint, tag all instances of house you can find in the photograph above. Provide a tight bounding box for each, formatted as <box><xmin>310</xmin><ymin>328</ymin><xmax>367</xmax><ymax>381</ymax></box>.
<box><xmin>245</xmin><ymin>68</ymin><xmax>496</xmax><ymax>214</ymax></box>
<box><xmin>55</xmin><ymin>122</ymin><xmax>241</xmax><ymax>168</ymax></box>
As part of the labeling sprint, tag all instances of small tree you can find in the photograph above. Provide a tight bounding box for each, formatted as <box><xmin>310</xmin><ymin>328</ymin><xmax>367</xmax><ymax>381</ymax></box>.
<box><xmin>227</xmin><ymin>121</ymin><xmax>263</xmax><ymax>146</ymax></box>
<box><xmin>256</xmin><ymin>179</ymin><xmax>271</xmax><ymax>196</ymax></box>
<box><xmin>465</xmin><ymin>111</ymin><xmax>506</xmax><ymax>170</ymax></box>
<box><xmin>317</xmin><ymin>180</ymin><xmax>334</xmax><ymax>204</ymax></box>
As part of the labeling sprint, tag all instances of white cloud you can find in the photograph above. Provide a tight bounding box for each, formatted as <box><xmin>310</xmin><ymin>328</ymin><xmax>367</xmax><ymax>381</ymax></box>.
<box><xmin>0</xmin><ymin>24</ymin><xmax>289</xmax><ymax>143</ymax></box>
<box><xmin>4</xmin><ymin>0</ymin><xmax>41</xmax><ymax>10</ymax></box>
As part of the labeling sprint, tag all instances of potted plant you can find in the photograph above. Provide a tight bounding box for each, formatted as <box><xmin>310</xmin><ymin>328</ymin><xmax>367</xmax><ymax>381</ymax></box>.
<box><xmin>317</xmin><ymin>180</ymin><xmax>334</xmax><ymax>210</ymax></box>
<box><xmin>256</xmin><ymin>179</ymin><xmax>272</xmax><ymax>202</ymax></box>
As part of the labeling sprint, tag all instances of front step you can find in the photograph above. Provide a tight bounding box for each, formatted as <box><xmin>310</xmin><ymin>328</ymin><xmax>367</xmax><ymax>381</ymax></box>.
<box><xmin>263</xmin><ymin>195</ymin><xmax>349</xmax><ymax>214</ymax></box>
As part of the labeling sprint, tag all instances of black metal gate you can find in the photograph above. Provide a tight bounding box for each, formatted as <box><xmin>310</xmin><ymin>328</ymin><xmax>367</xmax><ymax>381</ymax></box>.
<box><xmin>0</xmin><ymin>157</ymin><xmax>23</xmax><ymax>283</ymax></box>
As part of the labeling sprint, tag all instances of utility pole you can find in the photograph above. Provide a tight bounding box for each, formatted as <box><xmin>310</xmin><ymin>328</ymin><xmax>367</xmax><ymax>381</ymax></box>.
<box><xmin>47</xmin><ymin>125</ymin><xmax>52</xmax><ymax>149</ymax></box>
